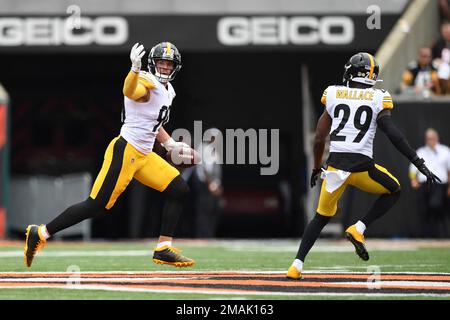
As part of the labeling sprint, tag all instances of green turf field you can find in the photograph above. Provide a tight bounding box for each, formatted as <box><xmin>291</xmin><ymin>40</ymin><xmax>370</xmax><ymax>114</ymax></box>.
<box><xmin>1</xmin><ymin>239</ymin><xmax>449</xmax><ymax>300</ymax></box>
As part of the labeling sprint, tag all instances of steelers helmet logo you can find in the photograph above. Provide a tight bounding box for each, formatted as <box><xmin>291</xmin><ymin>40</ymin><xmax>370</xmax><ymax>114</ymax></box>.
<box><xmin>163</xmin><ymin>48</ymin><xmax>173</xmax><ymax>58</ymax></box>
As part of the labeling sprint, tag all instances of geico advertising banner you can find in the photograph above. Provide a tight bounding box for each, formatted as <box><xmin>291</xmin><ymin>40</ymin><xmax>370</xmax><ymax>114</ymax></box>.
<box><xmin>0</xmin><ymin>15</ymin><xmax>398</xmax><ymax>52</ymax></box>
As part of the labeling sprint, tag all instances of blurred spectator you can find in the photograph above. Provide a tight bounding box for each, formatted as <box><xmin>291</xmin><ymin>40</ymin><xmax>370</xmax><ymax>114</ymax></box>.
<box><xmin>409</xmin><ymin>128</ymin><xmax>450</xmax><ymax>238</ymax></box>
<box><xmin>439</xmin><ymin>1</ymin><xmax>450</xmax><ymax>23</ymax></box>
<box><xmin>400</xmin><ymin>47</ymin><xmax>441</xmax><ymax>96</ymax></box>
<box><xmin>432</xmin><ymin>21</ymin><xmax>450</xmax><ymax>94</ymax></box>
<box><xmin>432</xmin><ymin>21</ymin><xmax>450</xmax><ymax>63</ymax></box>
<box><xmin>437</xmin><ymin>60</ymin><xmax>450</xmax><ymax>94</ymax></box>
<box><xmin>182</xmin><ymin>129</ymin><xmax>223</xmax><ymax>238</ymax></box>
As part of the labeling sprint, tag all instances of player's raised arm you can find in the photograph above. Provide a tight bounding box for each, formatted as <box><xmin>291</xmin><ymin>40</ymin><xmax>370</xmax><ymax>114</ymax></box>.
<box><xmin>123</xmin><ymin>43</ymin><xmax>154</xmax><ymax>101</ymax></box>
<box><xmin>310</xmin><ymin>110</ymin><xmax>332</xmax><ymax>188</ymax></box>
<box><xmin>377</xmin><ymin>109</ymin><xmax>441</xmax><ymax>189</ymax></box>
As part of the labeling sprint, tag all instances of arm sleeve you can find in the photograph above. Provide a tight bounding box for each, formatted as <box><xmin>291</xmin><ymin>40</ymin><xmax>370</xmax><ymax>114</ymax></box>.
<box><xmin>123</xmin><ymin>71</ymin><xmax>155</xmax><ymax>100</ymax></box>
<box><xmin>377</xmin><ymin>115</ymin><xmax>418</xmax><ymax>162</ymax></box>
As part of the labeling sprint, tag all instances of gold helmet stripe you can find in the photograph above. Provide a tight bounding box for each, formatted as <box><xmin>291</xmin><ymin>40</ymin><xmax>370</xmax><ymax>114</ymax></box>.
<box><xmin>166</xmin><ymin>42</ymin><xmax>172</xmax><ymax>55</ymax></box>
<box><xmin>368</xmin><ymin>53</ymin><xmax>375</xmax><ymax>79</ymax></box>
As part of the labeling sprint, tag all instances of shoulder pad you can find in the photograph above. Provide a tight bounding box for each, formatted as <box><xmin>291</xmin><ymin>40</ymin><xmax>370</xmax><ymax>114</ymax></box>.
<box><xmin>139</xmin><ymin>71</ymin><xmax>156</xmax><ymax>89</ymax></box>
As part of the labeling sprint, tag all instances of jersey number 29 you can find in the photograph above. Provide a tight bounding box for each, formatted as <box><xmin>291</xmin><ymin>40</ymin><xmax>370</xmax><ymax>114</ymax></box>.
<box><xmin>330</xmin><ymin>104</ymin><xmax>373</xmax><ymax>143</ymax></box>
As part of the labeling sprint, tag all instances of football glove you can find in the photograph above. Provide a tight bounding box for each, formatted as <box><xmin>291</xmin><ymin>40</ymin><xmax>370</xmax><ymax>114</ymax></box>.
<box><xmin>412</xmin><ymin>157</ymin><xmax>441</xmax><ymax>189</ymax></box>
<box><xmin>130</xmin><ymin>43</ymin><xmax>146</xmax><ymax>73</ymax></box>
<box><xmin>310</xmin><ymin>168</ymin><xmax>322</xmax><ymax>188</ymax></box>
<box><xmin>162</xmin><ymin>138</ymin><xmax>190</xmax><ymax>152</ymax></box>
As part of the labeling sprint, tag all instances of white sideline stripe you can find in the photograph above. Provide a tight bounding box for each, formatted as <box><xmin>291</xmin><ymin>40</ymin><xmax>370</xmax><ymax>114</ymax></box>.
<box><xmin>0</xmin><ymin>285</ymin><xmax>449</xmax><ymax>298</ymax></box>
<box><xmin>225</xmin><ymin>247</ymin><xmax>416</xmax><ymax>252</ymax></box>
<box><xmin>313</xmin><ymin>264</ymin><xmax>441</xmax><ymax>269</ymax></box>
<box><xmin>0</xmin><ymin>277</ymin><xmax>193</xmax><ymax>282</ymax></box>
<box><xmin>1</xmin><ymin>270</ymin><xmax>450</xmax><ymax>275</ymax></box>
<box><xmin>0</xmin><ymin>244</ymin><xmax>420</xmax><ymax>257</ymax></box>
<box><xmin>0</xmin><ymin>250</ymin><xmax>151</xmax><ymax>257</ymax></box>
<box><xmin>3</xmin><ymin>278</ymin><xmax>450</xmax><ymax>287</ymax></box>
<box><xmin>340</xmin><ymin>281</ymin><xmax>450</xmax><ymax>288</ymax></box>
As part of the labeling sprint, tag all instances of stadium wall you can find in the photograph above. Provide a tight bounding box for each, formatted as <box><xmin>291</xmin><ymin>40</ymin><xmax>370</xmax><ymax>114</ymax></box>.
<box><xmin>341</xmin><ymin>97</ymin><xmax>450</xmax><ymax>238</ymax></box>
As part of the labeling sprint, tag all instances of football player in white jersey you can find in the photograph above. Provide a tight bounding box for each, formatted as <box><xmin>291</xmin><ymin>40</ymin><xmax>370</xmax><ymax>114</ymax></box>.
<box><xmin>287</xmin><ymin>52</ymin><xmax>440</xmax><ymax>279</ymax></box>
<box><xmin>24</xmin><ymin>42</ymin><xmax>196</xmax><ymax>268</ymax></box>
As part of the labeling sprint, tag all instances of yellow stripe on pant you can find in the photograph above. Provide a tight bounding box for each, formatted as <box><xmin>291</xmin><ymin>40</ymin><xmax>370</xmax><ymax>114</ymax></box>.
<box><xmin>317</xmin><ymin>165</ymin><xmax>400</xmax><ymax>217</ymax></box>
<box><xmin>90</xmin><ymin>136</ymin><xmax>180</xmax><ymax>209</ymax></box>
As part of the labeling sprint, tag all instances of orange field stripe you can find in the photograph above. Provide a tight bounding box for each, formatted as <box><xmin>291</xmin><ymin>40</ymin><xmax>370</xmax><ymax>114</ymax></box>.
<box><xmin>0</xmin><ymin>283</ymin><xmax>69</xmax><ymax>288</ymax></box>
<box><xmin>0</xmin><ymin>272</ymin><xmax>283</xmax><ymax>278</ymax></box>
<box><xmin>141</xmin><ymin>279</ymin><xmax>450</xmax><ymax>290</ymax></box>
<box><xmin>13</xmin><ymin>274</ymin><xmax>262</xmax><ymax>278</ymax></box>
<box><xmin>304</xmin><ymin>274</ymin><xmax>450</xmax><ymax>281</ymax></box>
<box><xmin>2</xmin><ymin>279</ymin><xmax>450</xmax><ymax>291</ymax></box>
<box><xmin>2</xmin><ymin>272</ymin><xmax>450</xmax><ymax>281</ymax></box>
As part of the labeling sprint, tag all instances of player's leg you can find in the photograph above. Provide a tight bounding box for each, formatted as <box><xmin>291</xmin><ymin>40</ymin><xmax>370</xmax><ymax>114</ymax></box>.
<box><xmin>287</xmin><ymin>168</ymin><xmax>348</xmax><ymax>279</ymax></box>
<box><xmin>345</xmin><ymin>164</ymin><xmax>401</xmax><ymax>260</ymax></box>
<box><xmin>134</xmin><ymin>152</ymin><xmax>193</xmax><ymax>267</ymax></box>
<box><xmin>25</xmin><ymin>137</ymin><xmax>142</xmax><ymax>267</ymax></box>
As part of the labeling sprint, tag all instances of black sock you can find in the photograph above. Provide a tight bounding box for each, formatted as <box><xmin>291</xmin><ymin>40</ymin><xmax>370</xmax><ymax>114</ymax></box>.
<box><xmin>159</xmin><ymin>176</ymin><xmax>189</xmax><ymax>237</ymax></box>
<box><xmin>360</xmin><ymin>190</ymin><xmax>401</xmax><ymax>227</ymax></box>
<box><xmin>295</xmin><ymin>213</ymin><xmax>331</xmax><ymax>262</ymax></box>
<box><xmin>46</xmin><ymin>198</ymin><xmax>105</xmax><ymax>236</ymax></box>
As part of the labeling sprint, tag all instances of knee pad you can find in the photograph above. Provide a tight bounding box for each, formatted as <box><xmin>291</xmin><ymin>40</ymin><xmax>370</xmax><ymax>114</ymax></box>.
<box><xmin>314</xmin><ymin>212</ymin><xmax>332</xmax><ymax>226</ymax></box>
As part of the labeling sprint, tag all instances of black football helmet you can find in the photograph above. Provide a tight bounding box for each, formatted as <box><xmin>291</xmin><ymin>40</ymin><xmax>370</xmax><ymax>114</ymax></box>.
<box><xmin>148</xmin><ymin>42</ymin><xmax>182</xmax><ymax>83</ymax></box>
<box><xmin>343</xmin><ymin>52</ymin><xmax>379</xmax><ymax>87</ymax></box>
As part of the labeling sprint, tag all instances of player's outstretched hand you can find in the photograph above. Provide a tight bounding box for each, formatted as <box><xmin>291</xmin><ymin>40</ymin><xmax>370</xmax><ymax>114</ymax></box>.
<box><xmin>130</xmin><ymin>43</ymin><xmax>146</xmax><ymax>72</ymax></box>
<box><xmin>162</xmin><ymin>137</ymin><xmax>190</xmax><ymax>152</ymax></box>
<box><xmin>310</xmin><ymin>168</ymin><xmax>322</xmax><ymax>188</ymax></box>
<box><xmin>414</xmin><ymin>157</ymin><xmax>441</xmax><ymax>190</ymax></box>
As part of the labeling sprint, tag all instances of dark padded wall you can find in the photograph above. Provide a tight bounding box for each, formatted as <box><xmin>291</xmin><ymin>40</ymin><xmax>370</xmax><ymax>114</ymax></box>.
<box><xmin>340</xmin><ymin>100</ymin><xmax>450</xmax><ymax>238</ymax></box>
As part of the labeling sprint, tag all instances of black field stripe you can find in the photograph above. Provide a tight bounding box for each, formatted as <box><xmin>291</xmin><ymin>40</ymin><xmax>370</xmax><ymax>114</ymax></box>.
<box><xmin>368</xmin><ymin>166</ymin><xmax>400</xmax><ymax>193</ymax></box>
<box><xmin>96</xmin><ymin>137</ymin><xmax>127</xmax><ymax>207</ymax></box>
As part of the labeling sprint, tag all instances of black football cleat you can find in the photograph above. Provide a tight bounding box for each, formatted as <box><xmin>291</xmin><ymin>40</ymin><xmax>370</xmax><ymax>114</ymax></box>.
<box><xmin>24</xmin><ymin>224</ymin><xmax>46</xmax><ymax>267</ymax></box>
<box><xmin>152</xmin><ymin>245</ymin><xmax>195</xmax><ymax>267</ymax></box>
<box><xmin>345</xmin><ymin>225</ymin><xmax>369</xmax><ymax>261</ymax></box>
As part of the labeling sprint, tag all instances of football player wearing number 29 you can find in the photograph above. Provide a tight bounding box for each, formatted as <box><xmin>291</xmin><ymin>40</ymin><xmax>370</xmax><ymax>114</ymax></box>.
<box><xmin>287</xmin><ymin>53</ymin><xmax>441</xmax><ymax>280</ymax></box>
<box><xmin>24</xmin><ymin>42</ymin><xmax>197</xmax><ymax>268</ymax></box>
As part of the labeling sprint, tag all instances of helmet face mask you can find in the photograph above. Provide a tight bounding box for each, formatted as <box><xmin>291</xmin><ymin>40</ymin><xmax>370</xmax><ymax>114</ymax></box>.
<box><xmin>343</xmin><ymin>52</ymin><xmax>379</xmax><ymax>87</ymax></box>
<box><xmin>148</xmin><ymin>42</ymin><xmax>182</xmax><ymax>83</ymax></box>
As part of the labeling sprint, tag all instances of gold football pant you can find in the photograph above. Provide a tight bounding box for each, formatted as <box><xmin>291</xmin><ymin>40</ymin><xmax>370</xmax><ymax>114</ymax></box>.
<box><xmin>317</xmin><ymin>164</ymin><xmax>400</xmax><ymax>217</ymax></box>
<box><xmin>90</xmin><ymin>136</ymin><xmax>180</xmax><ymax>209</ymax></box>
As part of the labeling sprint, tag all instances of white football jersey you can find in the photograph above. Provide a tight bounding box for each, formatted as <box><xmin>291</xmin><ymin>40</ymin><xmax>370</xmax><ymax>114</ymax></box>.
<box><xmin>120</xmin><ymin>71</ymin><xmax>176</xmax><ymax>155</ymax></box>
<box><xmin>321</xmin><ymin>85</ymin><xmax>393</xmax><ymax>158</ymax></box>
